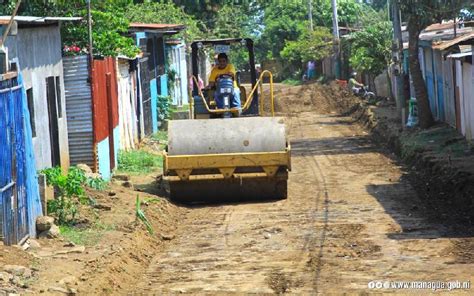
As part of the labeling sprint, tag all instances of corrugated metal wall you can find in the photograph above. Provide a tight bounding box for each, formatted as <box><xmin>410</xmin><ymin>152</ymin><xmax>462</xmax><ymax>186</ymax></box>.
<box><xmin>424</xmin><ymin>47</ymin><xmax>438</xmax><ymax>119</ymax></box>
<box><xmin>139</xmin><ymin>57</ymin><xmax>153</xmax><ymax>135</ymax></box>
<box><xmin>92</xmin><ymin>57</ymin><xmax>120</xmax><ymax>179</ymax></box>
<box><xmin>117</xmin><ymin>59</ymin><xmax>137</xmax><ymax>151</ymax></box>
<box><xmin>443</xmin><ymin>57</ymin><xmax>456</xmax><ymax>127</ymax></box>
<box><xmin>434</xmin><ymin>51</ymin><xmax>445</xmax><ymax>122</ymax></box>
<box><xmin>92</xmin><ymin>57</ymin><xmax>119</xmax><ymax>143</ymax></box>
<box><xmin>63</xmin><ymin>55</ymin><xmax>95</xmax><ymax>169</ymax></box>
<box><xmin>462</xmin><ymin>61</ymin><xmax>474</xmax><ymax>141</ymax></box>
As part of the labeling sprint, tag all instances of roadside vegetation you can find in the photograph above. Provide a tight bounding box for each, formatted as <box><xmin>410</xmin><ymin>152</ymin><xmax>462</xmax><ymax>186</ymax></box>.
<box><xmin>40</xmin><ymin>166</ymin><xmax>107</xmax><ymax>225</ymax></box>
<box><xmin>59</xmin><ymin>221</ymin><xmax>116</xmax><ymax>246</ymax></box>
<box><xmin>282</xmin><ymin>78</ymin><xmax>303</xmax><ymax>86</ymax></box>
<box><xmin>117</xmin><ymin>149</ymin><xmax>163</xmax><ymax>175</ymax></box>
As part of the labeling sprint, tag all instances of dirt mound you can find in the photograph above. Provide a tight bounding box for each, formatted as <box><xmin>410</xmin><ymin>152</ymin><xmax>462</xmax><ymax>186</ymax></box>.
<box><xmin>261</xmin><ymin>81</ymin><xmax>359</xmax><ymax>116</ymax></box>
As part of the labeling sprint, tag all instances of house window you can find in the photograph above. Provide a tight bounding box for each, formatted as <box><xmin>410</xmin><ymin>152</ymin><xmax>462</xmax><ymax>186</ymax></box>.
<box><xmin>26</xmin><ymin>88</ymin><xmax>36</xmax><ymax>137</ymax></box>
<box><xmin>55</xmin><ymin>76</ymin><xmax>62</xmax><ymax>118</ymax></box>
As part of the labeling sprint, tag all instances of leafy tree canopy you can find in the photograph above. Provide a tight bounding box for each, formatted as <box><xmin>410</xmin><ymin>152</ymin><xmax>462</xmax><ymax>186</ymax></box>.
<box><xmin>0</xmin><ymin>0</ymin><xmax>139</xmax><ymax>58</ymax></box>
<box><xmin>281</xmin><ymin>26</ymin><xmax>333</xmax><ymax>64</ymax></box>
<box><xmin>348</xmin><ymin>21</ymin><xmax>392</xmax><ymax>76</ymax></box>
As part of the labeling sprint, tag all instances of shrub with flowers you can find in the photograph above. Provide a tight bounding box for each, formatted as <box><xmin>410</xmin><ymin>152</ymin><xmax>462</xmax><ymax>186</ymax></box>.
<box><xmin>63</xmin><ymin>44</ymin><xmax>86</xmax><ymax>56</ymax></box>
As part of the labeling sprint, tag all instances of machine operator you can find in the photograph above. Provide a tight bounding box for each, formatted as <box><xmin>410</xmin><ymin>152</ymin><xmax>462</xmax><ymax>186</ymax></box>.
<box><xmin>205</xmin><ymin>53</ymin><xmax>241</xmax><ymax>110</ymax></box>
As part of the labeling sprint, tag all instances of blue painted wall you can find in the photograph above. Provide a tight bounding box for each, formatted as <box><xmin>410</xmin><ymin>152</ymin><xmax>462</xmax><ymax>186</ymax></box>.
<box><xmin>437</xmin><ymin>74</ymin><xmax>445</xmax><ymax>121</ymax></box>
<box><xmin>113</xmin><ymin>126</ymin><xmax>120</xmax><ymax>169</ymax></box>
<box><xmin>135</xmin><ymin>32</ymin><xmax>146</xmax><ymax>45</ymax></box>
<box><xmin>97</xmin><ymin>138</ymin><xmax>111</xmax><ymax>180</ymax></box>
<box><xmin>0</xmin><ymin>78</ymin><xmax>42</xmax><ymax>243</ymax></box>
<box><xmin>18</xmin><ymin>73</ymin><xmax>42</xmax><ymax>237</ymax></box>
<box><xmin>425</xmin><ymin>74</ymin><xmax>437</xmax><ymax>116</ymax></box>
<box><xmin>160</xmin><ymin>74</ymin><xmax>168</xmax><ymax>97</ymax></box>
<box><xmin>150</xmin><ymin>78</ymin><xmax>158</xmax><ymax>133</ymax></box>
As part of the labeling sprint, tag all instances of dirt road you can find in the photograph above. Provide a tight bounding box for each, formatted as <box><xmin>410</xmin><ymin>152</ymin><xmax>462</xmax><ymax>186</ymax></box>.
<box><xmin>135</xmin><ymin>86</ymin><xmax>474</xmax><ymax>294</ymax></box>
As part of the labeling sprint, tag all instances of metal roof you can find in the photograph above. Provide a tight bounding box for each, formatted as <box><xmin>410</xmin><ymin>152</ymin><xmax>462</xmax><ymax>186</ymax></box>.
<box><xmin>0</xmin><ymin>16</ymin><xmax>82</xmax><ymax>25</ymax></box>
<box><xmin>420</xmin><ymin>26</ymin><xmax>473</xmax><ymax>42</ymax></box>
<box><xmin>191</xmin><ymin>38</ymin><xmax>253</xmax><ymax>46</ymax></box>
<box><xmin>447</xmin><ymin>51</ymin><xmax>472</xmax><ymax>59</ymax></box>
<box><xmin>129</xmin><ymin>23</ymin><xmax>185</xmax><ymax>34</ymax></box>
<box><xmin>432</xmin><ymin>32</ymin><xmax>474</xmax><ymax>50</ymax></box>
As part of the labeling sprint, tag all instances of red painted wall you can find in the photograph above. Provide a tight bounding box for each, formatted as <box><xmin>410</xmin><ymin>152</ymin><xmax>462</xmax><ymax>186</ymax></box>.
<box><xmin>92</xmin><ymin>57</ymin><xmax>119</xmax><ymax>143</ymax></box>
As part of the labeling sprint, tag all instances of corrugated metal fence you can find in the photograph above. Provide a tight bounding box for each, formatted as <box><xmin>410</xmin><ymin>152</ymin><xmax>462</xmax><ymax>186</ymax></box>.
<box><xmin>63</xmin><ymin>55</ymin><xmax>95</xmax><ymax>169</ymax></box>
<box><xmin>0</xmin><ymin>77</ymin><xmax>42</xmax><ymax>245</ymax></box>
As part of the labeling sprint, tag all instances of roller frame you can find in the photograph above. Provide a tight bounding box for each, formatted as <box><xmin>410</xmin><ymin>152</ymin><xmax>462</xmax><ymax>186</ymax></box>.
<box><xmin>163</xmin><ymin>145</ymin><xmax>291</xmax><ymax>202</ymax></box>
<box><xmin>164</xmin><ymin>146</ymin><xmax>291</xmax><ymax>181</ymax></box>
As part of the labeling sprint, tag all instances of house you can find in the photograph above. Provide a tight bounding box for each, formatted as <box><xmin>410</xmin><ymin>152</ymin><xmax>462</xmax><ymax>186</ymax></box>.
<box><xmin>129</xmin><ymin>23</ymin><xmax>186</xmax><ymax>135</ymax></box>
<box><xmin>440</xmin><ymin>36</ymin><xmax>474</xmax><ymax>140</ymax></box>
<box><xmin>63</xmin><ymin>55</ymin><xmax>120</xmax><ymax>180</ymax></box>
<box><xmin>1</xmin><ymin>16</ymin><xmax>80</xmax><ymax>172</ymax></box>
<box><xmin>417</xmin><ymin>23</ymin><xmax>473</xmax><ymax>122</ymax></box>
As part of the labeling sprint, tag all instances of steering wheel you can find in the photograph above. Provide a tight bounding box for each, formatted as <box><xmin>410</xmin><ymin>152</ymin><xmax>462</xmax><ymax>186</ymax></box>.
<box><xmin>217</xmin><ymin>74</ymin><xmax>234</xmax><ymax>80</ymax></box>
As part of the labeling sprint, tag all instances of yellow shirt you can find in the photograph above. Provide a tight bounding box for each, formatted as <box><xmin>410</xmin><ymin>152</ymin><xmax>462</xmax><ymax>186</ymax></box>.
<box><xmin>209</xmin><ymin>64</ymin><xmax>237</xmax><ymax>87</ymax></box>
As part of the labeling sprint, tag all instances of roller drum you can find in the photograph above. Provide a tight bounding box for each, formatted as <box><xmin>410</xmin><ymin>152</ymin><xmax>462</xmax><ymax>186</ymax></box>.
<box><xmin>168</xmin><ymin>117</ymin><xmax>287</xmax><ymax>155</ymax></box>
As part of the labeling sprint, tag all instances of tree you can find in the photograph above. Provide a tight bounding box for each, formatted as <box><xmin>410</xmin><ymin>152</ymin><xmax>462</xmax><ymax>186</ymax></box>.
<box><xmin>399</xmin><ymin>0</ymin><xmax>469</xmax><ymax>128</ymax></box>
<box><xmin>280</xmin><ymin>27</ymin><xmax>333</xmax><ymax>66</ymax></box>
<box><xmin>169</xmin><ymin>0</ymin><xmax>260</xmax><ymax>35</ymax></box>
<box><xmin>0</xmin><ymin>0</ymin><xmax>139</xmax><ymax>58</ymax></box>
<box><xmin>257</xmin><ymin>1</ymin><xmax>308</xmax><ymax>62</ymax></box>
<box><xmin>349</xmin><ymin>21</ymin><xmax>392</xmax><ymax>78</ymax></box>
<box><xmin>256</xmin><ymin>0</ymin><xmax>376</xmax><ymax>76</ymax></box>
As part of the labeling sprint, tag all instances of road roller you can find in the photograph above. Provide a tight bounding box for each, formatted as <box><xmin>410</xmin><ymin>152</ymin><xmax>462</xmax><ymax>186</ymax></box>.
<box><xmin>162</xmin><ymin>38</ymin><xmax>291</xmax><ymax>202</ymax></box>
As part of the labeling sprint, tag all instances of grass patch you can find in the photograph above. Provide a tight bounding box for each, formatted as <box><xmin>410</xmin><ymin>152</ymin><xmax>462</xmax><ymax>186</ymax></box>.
<box><xmin>282</xmin><ymin>78</ymin><xmax>302</xmax><ymax>86</ymax></box>
<box><xmin>401</xmin><ymin>126</ymin><xmax>469</xmax><ymax>160</ymax></box>
<box><xmin>60</xmin><ymin>222</ymin><xmax>115</xmax><ymax>246</ymax></box>
<box><xmin>117</xmin><ymin>150</ymin><xmax>163</xmax><ymax>174</ymax></box>
<box><xmin>151</xmin><ymin>131</ymin><xmax>168</xmax><ymax>143</ymax></box>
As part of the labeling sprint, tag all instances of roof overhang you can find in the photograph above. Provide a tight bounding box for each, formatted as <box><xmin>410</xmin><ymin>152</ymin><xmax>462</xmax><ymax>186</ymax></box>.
<box><xmin>447</xmin><ymin>51</ymin><xmax>472</xmax><ymax>59</ymax></box>
<box><xmin>191</xmin><ymin>38</ymin><xmax>253</xmax><ymax>47</ymax></box>
<box><xmin>129</xmin><ymin>23</ymin><xmax>185</xmax><ymax>35</ymax></box>
<box><xmin>0</xmin><ymin>16</ymin><xmax>82</xmax><ymax>27</ymax></box>
<box><xmin>432</xmin><ymin>32</ymin><xmax>474</xmax><ymax>50</ymax></box>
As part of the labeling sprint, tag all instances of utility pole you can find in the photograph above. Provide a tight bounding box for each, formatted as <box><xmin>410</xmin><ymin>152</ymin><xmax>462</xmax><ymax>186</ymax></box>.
<box><xmin>331</xmin><ymin>0</ymin><xmax>340</xmax><ymax>79</ymax></box>
<box><xmin>86</xmin><ymin>0</ymin><xmax>93</xmax><ymax>65</ymax></box>
<box><xmin>86</xmin><ymin>0</ymin><xmax>98</xmax><ymax>172</ymax></box>
<box><xmin>309</xmin><ymin>0</ymin><xmax>313</xmax><ymax>31</ymax></box>
<box><xmin>0</xmin><ymin>0</ymin><xmax>22</xmax><ymax>46</ymax></box>
<box><xmin>0</xmin><ymin>0</ymin><xmax>21</xmax><ymax>74</ymax></box>
<box><xmin>391</xmin><ymin>0</ymin><xmax>406</xmax><ymax>126</ymax></box>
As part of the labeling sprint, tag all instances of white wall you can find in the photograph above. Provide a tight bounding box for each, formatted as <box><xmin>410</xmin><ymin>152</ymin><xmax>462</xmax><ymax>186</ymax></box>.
<box><xmin>374</xmin><ymin>70</ymin><xmax>390</xmax><ymax>98</ymax></box>
<box><xmin>462</xmin><ymin>60</ymin><xmax>474</xmax><ymax>141</ymax></box>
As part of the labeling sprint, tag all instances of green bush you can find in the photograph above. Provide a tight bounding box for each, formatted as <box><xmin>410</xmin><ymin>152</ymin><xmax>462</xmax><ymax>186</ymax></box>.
<box><xmin>158</xmin><ymin>95</ymin><xmax>172</xmax><ymax>122</ymax></box>
<box><xmin>41</xmin><ymin>166</ymin><xmax>107</xmax><ymax>225</ymax></box>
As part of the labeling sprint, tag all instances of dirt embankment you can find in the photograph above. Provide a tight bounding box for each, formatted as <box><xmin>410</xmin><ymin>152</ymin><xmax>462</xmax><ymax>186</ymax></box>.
<box><xmin>1</xmin><ymin>173</ymin><xmax>186</xmax><ymax>295</ymax></box>
<box><xmin>262</xmin><ymin>82</ymin><xmax>359</xmax><ymax>116</ymax></box>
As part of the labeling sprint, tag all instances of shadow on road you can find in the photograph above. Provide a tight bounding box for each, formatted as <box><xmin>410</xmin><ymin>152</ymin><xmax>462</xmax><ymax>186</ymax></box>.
<box><xmin>291</xmin><ymin>135</ymin><xmax>378</xmax><ymax>156</ymax></box>
<box><xmin>366</xmin><ymin>182</ymin><xmax>474</xmax><ymax>239</ymax></box>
